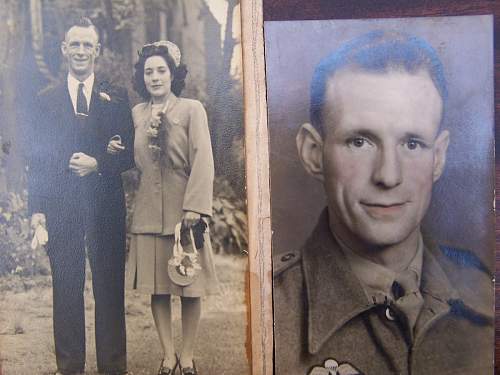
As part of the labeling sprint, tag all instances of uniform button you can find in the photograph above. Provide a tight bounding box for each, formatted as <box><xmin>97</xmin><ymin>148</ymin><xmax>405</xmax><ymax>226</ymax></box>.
<box><xmin>385</xmin><ymin>307</ymin><xmax>396</xmax><ymax>321</ymax></box>
<box><xmin>281</xmin><ymin>253</ymin><xmax>295</xmax><ymax>262</ymax></box>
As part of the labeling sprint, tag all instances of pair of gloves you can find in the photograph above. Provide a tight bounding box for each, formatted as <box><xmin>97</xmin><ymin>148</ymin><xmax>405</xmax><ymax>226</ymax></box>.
<box><xmin>30</xmin><ymin>213</ymin><xmax>48</xmax><ymax>250</ymax></box>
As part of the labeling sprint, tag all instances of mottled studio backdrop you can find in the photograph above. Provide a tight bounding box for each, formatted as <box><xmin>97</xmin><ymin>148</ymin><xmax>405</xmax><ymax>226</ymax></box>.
<box><xmin>265</xmin><ymin>15</ymin><xmax>494</xmax><ymax>265</ymax></box>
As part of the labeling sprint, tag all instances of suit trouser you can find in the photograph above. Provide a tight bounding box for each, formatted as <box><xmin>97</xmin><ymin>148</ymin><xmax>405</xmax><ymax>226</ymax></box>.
<box><xmin>46</xmin><ymin>198</ymin><xmax>127</xmax><ymax>374</ymax></box>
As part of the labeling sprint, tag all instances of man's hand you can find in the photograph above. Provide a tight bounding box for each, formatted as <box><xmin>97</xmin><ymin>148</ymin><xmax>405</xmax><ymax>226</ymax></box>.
<box><xmin>182</xmin><ymin>211</ymin><xmax>201</xmax><ymax>229</ymax></box>
<box><xmin>69</xmin><ymin>152</ymin><xmax>98</xmax><ymax>177</ymax></box>
<box><xmin>31</xmin><ymin>213</ymin><xmax>46</xmax><ymax>230</ymax></box>
<box><xmin>107</xmin><ymin>135</ymin><xmax>125</xmax><ymax>155</ymax></box>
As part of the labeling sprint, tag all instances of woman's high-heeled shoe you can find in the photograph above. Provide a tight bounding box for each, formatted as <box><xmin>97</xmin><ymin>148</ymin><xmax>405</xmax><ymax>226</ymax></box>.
<box><xmin>158</xmin><ymin>357</ymin><xmax>178</xmax><ymax>375</ymax></box>
<box><xmin>179</xmin><ymin>360</ymin><xmax>198</xmax><ymax>375</ymax></box>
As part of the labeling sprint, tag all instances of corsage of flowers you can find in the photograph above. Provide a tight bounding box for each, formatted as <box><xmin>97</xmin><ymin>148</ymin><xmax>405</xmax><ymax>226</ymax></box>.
<box><xmin>169</xmin><ymin>250</ymin><xmax>201</xmax><ymax>278</ymax></box>
<box><xmin>146</xmin><ymin>108</ymin><xmax>167</xmax><ymax>161</ymax></box>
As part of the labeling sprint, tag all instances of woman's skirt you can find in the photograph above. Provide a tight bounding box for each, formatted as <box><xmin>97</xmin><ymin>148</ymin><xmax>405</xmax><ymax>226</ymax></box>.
<box><xmin>126</xmin><ymin>231</ymin><xmax>219</xmax><ymax>297</ymax></box>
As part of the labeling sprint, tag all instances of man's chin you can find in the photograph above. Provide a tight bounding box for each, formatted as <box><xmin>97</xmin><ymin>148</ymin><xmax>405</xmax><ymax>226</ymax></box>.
<box><xmin>356</xmin><ymin>224</ymin><xmax>415</xmax><ymax>248</ymax></box>
<box><xmin>71</xmin><ymin>63</ymin><xmax>91</xmax><ymax>73</ymax></box>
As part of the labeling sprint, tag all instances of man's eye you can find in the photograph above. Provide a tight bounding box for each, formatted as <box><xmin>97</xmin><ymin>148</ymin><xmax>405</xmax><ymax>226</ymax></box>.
<box><xmin>405</xmin><ymin>139</ymin><xmax>422</xmax><ymax>150</ymax></box>
<box><xmin>348</xmin><ymin>137</ymin><xmax>368</xmax><ymax>148</ymax></box>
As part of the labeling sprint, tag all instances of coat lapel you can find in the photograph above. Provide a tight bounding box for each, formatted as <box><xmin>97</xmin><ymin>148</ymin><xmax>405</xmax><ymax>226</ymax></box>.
<box><xmin>52</xmin><ymin>82</ymin><xmax>76</xmax><ymax>129</ymax></box>
<box><xmin>88</xmin><ymin>77</ymin><xmax>106</xmax><ymax>123</ymax></box>
<box><xmin>303</xmin><ymin>211</ymin><xmax>373</xmax><ymax>355</ymax></box>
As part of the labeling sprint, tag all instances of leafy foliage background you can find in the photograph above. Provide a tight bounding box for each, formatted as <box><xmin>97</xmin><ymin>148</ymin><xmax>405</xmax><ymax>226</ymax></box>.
<box><xmin>0</xmin><ymin>0</ymin><xmax>247</xmax><ymax>276</ymax></box>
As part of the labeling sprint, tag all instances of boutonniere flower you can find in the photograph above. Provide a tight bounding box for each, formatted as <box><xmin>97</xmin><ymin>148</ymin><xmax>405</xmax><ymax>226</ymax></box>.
<box><xmin>99</xmin><ymin>92</ymin><xmax>111</xmax><ymax>102</ymax></box>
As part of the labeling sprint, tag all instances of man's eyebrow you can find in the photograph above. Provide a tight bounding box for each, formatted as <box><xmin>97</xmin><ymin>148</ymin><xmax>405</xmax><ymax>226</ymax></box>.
<box><xmin>341</xmin><ymin>128</ymin><xmax>381</xmax><ymax>141</ymax></box>
<box><xmin>403</xmin><ymin>132</ymin><xmax>425</xmax><ymax>138</ymax></box>
<box><xmin>401</xmin><ymin>132</ymin><xmax>434</xmax><ymax>143</ymax></box>
<box><xmin>337</xmin><ymin>129</ymin><xmax>433</xmax><ymax>143</ymax></box>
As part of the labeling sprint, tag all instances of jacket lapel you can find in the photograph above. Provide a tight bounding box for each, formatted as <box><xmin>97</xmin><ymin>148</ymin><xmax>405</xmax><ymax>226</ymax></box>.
<box><xmin>303</xmin><ymin>211</ymin><xmax>373</xmax><ymax>354</ymax></box>
<box><xmin>88</xmin><ymin>77</ymin><xmax>106</xmax><ymax>122</ymax></box>
<box><xmin>52</xmin><ymin>82</ymin><xmax>76</xmax><ymax>128</ymax></box>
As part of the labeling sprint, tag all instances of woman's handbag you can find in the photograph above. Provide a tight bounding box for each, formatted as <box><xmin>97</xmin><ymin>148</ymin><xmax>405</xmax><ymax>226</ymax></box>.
<box><xmin>167</xmin><ymin>222</ymin><xmax>203</xmax><ymax>286</ymax></box>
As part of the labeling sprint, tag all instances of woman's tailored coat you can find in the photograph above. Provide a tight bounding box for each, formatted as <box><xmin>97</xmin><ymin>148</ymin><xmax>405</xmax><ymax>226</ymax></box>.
<box><xmin>130</xmin><ymin>96</ymin><xmax>214</xmax><ymax>235</ymax></box>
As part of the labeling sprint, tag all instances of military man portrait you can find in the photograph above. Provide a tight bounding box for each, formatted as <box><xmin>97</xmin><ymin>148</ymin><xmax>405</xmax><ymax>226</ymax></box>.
<box><xmin>264</xmin><ymin>17</ymin><xmax>494</xmax><ymax>375</ymax></box>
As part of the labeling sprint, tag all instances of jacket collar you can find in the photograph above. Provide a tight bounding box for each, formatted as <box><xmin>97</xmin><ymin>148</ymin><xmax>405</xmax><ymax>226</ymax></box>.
<box><xmin>303</xmin><ymin>210</ymin><xmax>372</xmax><ymax>354</ymax></box>
<box><xmin>146</xmin><ymin>94</ymin><xmax>180</xmax><ymax>115</ymax></box>
<box><xmin>303</xmin><ymin>210</ymin><xmax>465</xmax><ymax>355</ymax></box>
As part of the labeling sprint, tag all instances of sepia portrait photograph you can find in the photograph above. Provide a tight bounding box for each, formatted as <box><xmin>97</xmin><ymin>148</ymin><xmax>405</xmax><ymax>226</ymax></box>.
<box><xmin>265</xmin><ymin>15</ymin><xmax>495</xmax><ymax>374</ymax></box>
<box><xmin>0</xmin><ymin>1</ymin><xmax>249</xmax><ymax>374</ymax></box>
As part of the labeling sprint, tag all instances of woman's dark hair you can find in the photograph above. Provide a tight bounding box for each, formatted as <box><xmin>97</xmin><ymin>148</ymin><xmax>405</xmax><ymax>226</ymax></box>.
<box><xmin>133</xmin><ymin>45</ymin><xmax>188</xmax><ymax>99</ymax></box>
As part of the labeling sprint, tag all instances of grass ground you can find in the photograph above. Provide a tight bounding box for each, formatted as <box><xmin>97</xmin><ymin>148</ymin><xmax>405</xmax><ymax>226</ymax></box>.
<box><xmin>0</xmin><ymin>255</ymin><xmax>250</xmax><ymax>375</ymax></box>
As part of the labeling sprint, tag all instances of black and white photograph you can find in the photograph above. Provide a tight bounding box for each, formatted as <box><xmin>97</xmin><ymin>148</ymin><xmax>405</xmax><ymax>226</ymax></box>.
<box><xmin>265</xmin><ymin>16</ymin><xmax>495</xmax><ymax>374</ymax></box>
<box><xmin>0</xmin><ymin>1</ymin><xmax>249</xmax><ymax>374</ymax></box>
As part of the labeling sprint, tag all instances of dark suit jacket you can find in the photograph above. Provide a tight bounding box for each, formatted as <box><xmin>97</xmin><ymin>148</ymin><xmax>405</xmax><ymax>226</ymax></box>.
<box><xmin>26</xmin><ymin>78</ymin><xmax>135</xmax><ymax>224</ymax></box>
<box><xmin>273</xmin><ymin>210</ymin><xmax>494</xmax><ymax>375</ymax></box>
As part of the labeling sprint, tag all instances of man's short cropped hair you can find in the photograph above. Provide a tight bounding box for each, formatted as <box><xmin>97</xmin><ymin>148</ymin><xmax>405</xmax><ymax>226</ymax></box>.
<box><xmin>310</xmin><ymin>30</ymin><xmax>448</xmax><ymax>135</ymax></box>
<box><xmin>64</xmin><ymin>16</ymin><xmax>100</xmax><ymax>42</ymax></box>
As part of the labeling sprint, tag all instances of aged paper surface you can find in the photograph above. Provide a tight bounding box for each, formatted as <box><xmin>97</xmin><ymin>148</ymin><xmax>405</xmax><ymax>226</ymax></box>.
<box><xmin>0</xmin><ymin>2</ymin><xmax>250</xmax><ymax>374</ymax></box>
<box><xmin>265</xmin><ymin>16</ymin><xmax>494</xmax><ymax>375</ymax></box>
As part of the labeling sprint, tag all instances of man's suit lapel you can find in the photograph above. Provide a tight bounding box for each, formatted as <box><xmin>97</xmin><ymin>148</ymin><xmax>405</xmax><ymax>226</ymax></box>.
<box><xmin>86</xmin><ymin>77</ymin><xmax>110</xmax><ymax>144</ymax></box>
<box><xmin>53</xmin><ymin>82</ymin><xmax>76</xmax><ymax>129</ymax></box>
<box><xmin>89</xmin><ymin>77</ymin><xmax>105</xmax><ymax>123</ymax></box>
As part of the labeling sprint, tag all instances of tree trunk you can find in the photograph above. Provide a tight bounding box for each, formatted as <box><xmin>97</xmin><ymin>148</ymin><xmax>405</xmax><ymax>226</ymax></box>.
<box><xmin>0</xmin><ymin>1</ymin><xmax>27</xmax><ymax>192</ymax></box>
<box><xmin>213</xmin><ymin>1</ymin><xmax>239</xmax><ymax>174</ymax></box>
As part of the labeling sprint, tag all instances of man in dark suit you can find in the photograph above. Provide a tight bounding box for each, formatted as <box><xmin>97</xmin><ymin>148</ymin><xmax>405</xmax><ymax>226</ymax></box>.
<box><xmin>26</xmin><ymin>17</ymin><xmax>134</xmax><ymax>375</ymax></box>
<box><xmin>273</xmin><ymin>30</ymin><xmax>493</xmax><ymax>374</ymax></box>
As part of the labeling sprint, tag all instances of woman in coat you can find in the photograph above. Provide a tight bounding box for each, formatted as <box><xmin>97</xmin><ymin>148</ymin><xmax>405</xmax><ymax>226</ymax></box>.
<box><xmin>127</xmin><ymin>40</ymin><xmax>219</xmax><ymax>375</ymax></box>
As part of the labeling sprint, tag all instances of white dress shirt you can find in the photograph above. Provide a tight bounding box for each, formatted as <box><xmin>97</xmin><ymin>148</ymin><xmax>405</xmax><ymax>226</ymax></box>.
<box><xmin>67</xmin><ymin>73</ymin><xmax>95</xmax><ymax>114</ymax></box>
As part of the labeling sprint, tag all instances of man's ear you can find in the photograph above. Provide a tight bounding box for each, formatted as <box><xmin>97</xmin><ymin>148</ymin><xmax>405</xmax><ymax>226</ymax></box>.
<box><xmin>432</xmin><ymin>129</ymin><xmax>450</xmax><ymax>182</ymax></box>
<box><xmin>95</xmin><ymin>43</ymin><xmax>101</xmax><ymax>57</ymax></box>
<box><xmin>296</xmin><ymin>123</ymin><xmax>324</xmax><ymax>181</ymax></box>
<box><xmin>61</xmin><ymin>41</ymin><xmax>68</xmax><ymax>57</ymax></box>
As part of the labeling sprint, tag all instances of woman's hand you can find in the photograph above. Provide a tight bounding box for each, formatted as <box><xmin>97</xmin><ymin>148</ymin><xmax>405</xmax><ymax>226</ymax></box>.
<box><xmin>107</xmin><ymin>135</ymin><xmax>125</xmax><ymax>155</ymax></box>
<box><xmin>182</xmin><ymin>211</ymin><xmax>201</xmax><ymax>229</ymax></box>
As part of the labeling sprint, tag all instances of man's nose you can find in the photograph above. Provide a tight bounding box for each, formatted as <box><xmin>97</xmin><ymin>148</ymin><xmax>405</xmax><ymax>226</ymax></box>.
<box><xmin>76</xmin><ymin>44</ymin><xmax>86</xmax><ymax>54</ymax></box>
<box><xmin>372</xmin><ymin>146</ymin><xmax>403</xmax><ymax>188</ymax></box>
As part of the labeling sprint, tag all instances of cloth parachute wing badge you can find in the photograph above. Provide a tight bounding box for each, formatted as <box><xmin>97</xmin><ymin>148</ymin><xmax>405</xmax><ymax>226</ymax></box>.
<box><xmin>308</xmin><ymin>359</ymin><xmax>364</xmax><ymax>375</ymax></box>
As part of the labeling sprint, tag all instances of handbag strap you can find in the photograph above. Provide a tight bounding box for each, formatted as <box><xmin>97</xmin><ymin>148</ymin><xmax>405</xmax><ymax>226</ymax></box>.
<box><xmin>173</xmin><ymin>222</ymin><xmax>199</xmax><ymax>259</ymax></box>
